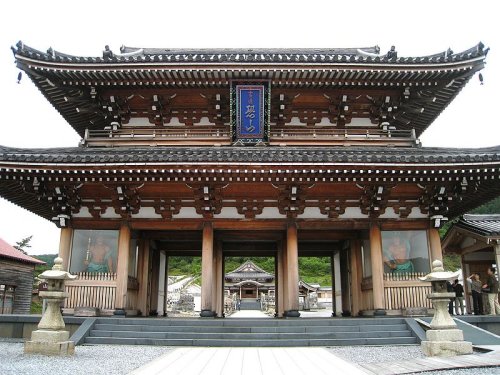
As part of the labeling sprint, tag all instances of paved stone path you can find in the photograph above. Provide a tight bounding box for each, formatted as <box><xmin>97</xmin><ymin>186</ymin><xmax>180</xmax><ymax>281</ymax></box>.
<box><xmin>129</xmin><ymin>347</ymin><xmax>366</xmax><ymax>375</ymax></box>
<box><xmin>130</xmin><ymin>346</ymin><xmax>500</xmax><ymax>375</ymax></box>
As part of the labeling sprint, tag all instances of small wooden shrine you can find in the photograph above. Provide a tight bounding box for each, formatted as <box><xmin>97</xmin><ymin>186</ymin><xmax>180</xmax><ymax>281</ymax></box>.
<box><xmin>0</xmin><ymin>238</ymin><xmax>45</xmax><ymax>314</ymax></box>
<box><xmin>0</xmin><ymin>41</ymin><xmax>498</xmax><ymax>317</ymax></box>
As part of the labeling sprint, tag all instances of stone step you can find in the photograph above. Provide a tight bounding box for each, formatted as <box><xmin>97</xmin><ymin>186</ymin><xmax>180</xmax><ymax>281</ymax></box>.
<box><xmin>94</xmin><ymin>317</ymin><xmax>407</xmax><ymax>327</ymax></box>
<box><xmin>89</xmin><ymin>329</ymin><xmax>414</xmax><ymax>340</ymax></box>
<box><xmin>85</xmin><ymin>336</ymin><xmax>417</xmax><ymax>347</ymax></box>
<box><xmin>92</xmin><ymin>323</ymin><xmax>409</xmax><ymax>334</ymax></box>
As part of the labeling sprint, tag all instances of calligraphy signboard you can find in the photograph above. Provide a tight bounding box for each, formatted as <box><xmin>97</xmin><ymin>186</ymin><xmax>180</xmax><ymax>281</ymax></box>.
<box><xmin>231</xmin><ymin>81</ymin><xmax>270</xmax><ymax>145</ymax></box>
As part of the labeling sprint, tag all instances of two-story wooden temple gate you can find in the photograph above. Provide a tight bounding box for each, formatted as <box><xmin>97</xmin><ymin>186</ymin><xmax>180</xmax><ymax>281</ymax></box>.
<box><xmin>2</xmin><ymin>41</ymin><xmax>499</xmax><ymax>319</ymax></box>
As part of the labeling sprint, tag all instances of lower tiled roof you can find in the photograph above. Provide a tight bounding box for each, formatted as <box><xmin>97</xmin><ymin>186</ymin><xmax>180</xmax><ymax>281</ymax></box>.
<box><xmin>457</xmin><ymin>214</ymin><xmax>500</xmax><ymax>237</ymax></box>
<box><xmin>1</xmin><ymin>145</ymin><xmax>499</xmax><ymax>165</ymax></box>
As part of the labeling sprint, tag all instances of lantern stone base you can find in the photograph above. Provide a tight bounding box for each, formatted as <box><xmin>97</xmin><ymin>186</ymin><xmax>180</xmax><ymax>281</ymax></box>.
<box><xmin>421</xmin><ymin>340</ymin><xmax>473</xmax><ymax>357</ymax></box>
<box><xmin>421</xmin><ymin>329</ymin><xmax>473</xmax><ymax>357</ymax></box>
<box><xmin>24</xmin><ymin>329</ymin><xmax>75</xmax><ymax>356</ymax></box>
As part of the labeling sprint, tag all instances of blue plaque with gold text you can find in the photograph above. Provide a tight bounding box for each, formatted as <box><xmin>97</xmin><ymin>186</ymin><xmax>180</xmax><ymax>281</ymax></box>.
<box><xmin>231</xmin><ymin>81</ymin><xmax>270</xmax><ymax>144</ymax></box>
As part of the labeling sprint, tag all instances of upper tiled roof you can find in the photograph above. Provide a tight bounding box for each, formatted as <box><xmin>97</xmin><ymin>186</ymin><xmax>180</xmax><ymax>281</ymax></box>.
<box><xmin>13</xmin><ymin>42</ymin><xmax>487</xmax><ymax>65</ymax></box>
<box><xmin>1</xmin><ymin>145</ymin><xmax>499</xmax><ymax>165</ymax></box>
<box><xmin>457</xmin><ymin>214</ymin><xmax>500</xmax><ymax>237</ymax></box>
<box><xmin>11</xmin><ymin>42</ymin><xmax>488</xmax><ymax>139</ymax></box>
<box><xmin>0</xmin><ymin>237</ymin><xmax>45</xmax><ymax>265</ymax></box>
<box><xmin>225</xmin><ymin>260</ymin><xmax>274</xmax><ymax>280</ymax></box>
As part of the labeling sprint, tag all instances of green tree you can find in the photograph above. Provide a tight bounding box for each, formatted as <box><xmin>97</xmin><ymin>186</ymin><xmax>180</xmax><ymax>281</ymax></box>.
<box><xmin>14</xmin><ymin>235</ymin><xmax>33</xmax><ymax>255</ymax></box>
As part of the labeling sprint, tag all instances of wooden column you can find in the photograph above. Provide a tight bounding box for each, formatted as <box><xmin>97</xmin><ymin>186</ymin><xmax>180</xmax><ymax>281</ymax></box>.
<box><xmin>369</xmin><ymin>222</ymin><xmax>386</xmax><ymax>315</ymax></box>
<box><xmin>214</xmin><ymin>241</ymin><xmax>224</xmax><ymax>317</ymax></box>
<box><xmin>285</xmin><ymin>222</ymin><xmax>300</xmax><ymax>317</ymax></box>
<box><xmin>428</xmin><ymin>228</ymin><xmax>443</xmax><ymax>263</ymax></box>
<box><xmin>114</xmin><ymin>223</ymin><xmax>131</xmax><ymax>314</ymax></box>
<box><xmin>58</xmin><ymin>228</ymin><xmax>73</xmax><ymax>271</ymax></box>
<box><xmin>350</xmin><ymin>240</ymin><xmax>362</xmax><ymax>316</ymax></box>
<box><xmin>137</xmin><ymin>239</ymin><xmax>150</xmax><ymax>316</ymax></box>
<box><xmin>276</xmin><ymin>243</ymin><xmax>284</xmax><ymax>318</ymax></box>
<box><xmin>339</xmin><ymin>248</ymin><xmax>351</xmax><ymax>316</ymax></box>
<box><xmin>164</xmin><ymin>255</ymin><xmax>169</xmax><ymax>316</ymax></box>
<box><xmin>331</xmin><ymin>253</ymin><xmax>337</xmax><ymax>316</ymax></box>
<box><xmin>495</xmin><ymin>244</ymin><xmax>500</xmax><ymax>278</ymax></box>
<box><xmin>149</xmin><ymin>247</ymin><xmax>160</xmax><ymax>315</ymax></box>
<box><xmin>200</xmin><ymin>222</ymin><xmax>215</xmax><ymax>317</ymax></box>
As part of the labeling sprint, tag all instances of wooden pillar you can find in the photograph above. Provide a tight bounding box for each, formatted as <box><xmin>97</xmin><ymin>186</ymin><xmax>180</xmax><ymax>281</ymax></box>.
<box><xmin>285</xmin><ymin>222</ymin><xmax>300</xmax><ymax>317</ymax></box>
<box><xmin>137</xmin><ymin>239</ymin><xmax>150</xmax><ymax>316</ymax></box>
<box><xmin>428</xmin><ymin>228</ymin><xmax>443</xmax><ymax>263</ymax></box>
<box><xmin>339</xmin><ymin>247</ymin><xmax>351</xmax><ymax>316</ymax></box>
<box><xmin>350</xmin><ymin>240</ymin><xmax>362</xmax><ymax>316</ymax></box>
<box><xmin>58</xmin><ymin>228</ymin><xmax>73</xmax><ymax>271</ymax></box>
<box><xmin>214</xmin><ymin>241</ymin><xmax>224</xmax><ymax>317</ymax></box>
<box><xmin>114</xmin><ymin>223</ymin><xmax>131</xmax><ymax>314</ymax></box>
<box><xmin>495</xmin><ymin>244</ymin><xmax>500</xmax><ymax>279</ymax></box>
<box><xmin>149</xmin><ymin>246</ymin><xmax>160</xmax><ymax>315</ymax></box>
<box><xmin>200</xmin><ymin>222</ymin><xmax>215</xmax><ymax>317</ymax></box>
<box><xmin>276</xmin><ymin>243</ymin><xmax>284</xmax><ymax>318</ymax></box>
<box><xmin>369</xmin><ymin>222</ymin><xmax>386</xmax><ymax>315</ymax></box>
<box><xmin>282</xmin><ymin>239</ymin><xmax>289</xmax><ymax>314</ymax></box>
<box><xmin>331</xmin><ymin>253</ymin><xmax>337</xmax><ymax>316</ymax></box>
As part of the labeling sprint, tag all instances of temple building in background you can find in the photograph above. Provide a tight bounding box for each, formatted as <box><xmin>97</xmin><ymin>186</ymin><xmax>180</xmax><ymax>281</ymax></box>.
<box><xmin>0</xmin><ymin>41</ymin><xmax>498</xmax><ymax>317</ymax></box>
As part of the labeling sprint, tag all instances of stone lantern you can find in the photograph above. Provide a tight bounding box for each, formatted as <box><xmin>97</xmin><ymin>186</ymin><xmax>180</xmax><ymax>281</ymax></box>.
<box><xmin>25</xmin><ymin>257</ymin><xmax>77</xmax><ymax>356</ymax></box>
<box><xmin>418</xmin><ymin>259</ymin><xmax>472</xmax><ymax>356</ymax></box>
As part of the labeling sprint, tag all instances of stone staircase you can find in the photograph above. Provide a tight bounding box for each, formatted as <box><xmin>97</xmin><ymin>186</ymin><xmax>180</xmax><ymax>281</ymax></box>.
<box><xmin>238</xmin><ymin>299</ymin><xmax>261</xmax><ymax>310</ymax></box>
<box><xmin>83</xmin><ymin>317</ymin><xmax>418</xmax><ymax>347</ymax></box>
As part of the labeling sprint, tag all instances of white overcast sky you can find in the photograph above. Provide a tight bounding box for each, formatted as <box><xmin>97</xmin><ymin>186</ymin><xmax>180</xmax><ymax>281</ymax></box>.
<box><xmin>0</xmin><ymin>0</ymin><xmax>498</xmax><ymax>255</ymax></box>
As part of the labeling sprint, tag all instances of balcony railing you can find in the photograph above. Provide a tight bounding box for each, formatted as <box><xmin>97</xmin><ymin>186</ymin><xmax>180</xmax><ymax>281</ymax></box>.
<box><xmin>81</xmin><ymin>127</ymin><xmax>418</xmax><ymax>147</ymax></box>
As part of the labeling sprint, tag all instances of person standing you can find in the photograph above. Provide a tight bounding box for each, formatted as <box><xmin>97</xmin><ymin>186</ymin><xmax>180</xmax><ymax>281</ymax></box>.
<box><xmin>467</xmin><ymin>273</ymin><xmax>484</xmax><ymax>315</ymax></box>
<box><xmin>453</xmin><ymin>279</ymin><xmax>465</xmax><ymax>315</ymax></box>
<box><xmin>483</xmin><ymin>267</ymin><xmax>500</xmax><ymax>315</ymax></box>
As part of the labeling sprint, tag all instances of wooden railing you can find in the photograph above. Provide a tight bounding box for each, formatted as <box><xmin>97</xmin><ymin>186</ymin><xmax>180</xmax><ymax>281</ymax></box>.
<box><xmin>64</xmin><ymin>272</ymin><xmax>117</xmax><ymax>311</ymax></box>
<box><xmin>81</xmin><ymin>126</ymin><xmax>418</xmax><ymax>147</ymax></box>
<box><xmin>81</xmin><ymin>127</ymin><xmax>231</xmax><ymax>147</ymax></box>
<box><xmin>383</xmin><ymin>272</ymin><xmax>432</xmax><ymax>310</ymax></box>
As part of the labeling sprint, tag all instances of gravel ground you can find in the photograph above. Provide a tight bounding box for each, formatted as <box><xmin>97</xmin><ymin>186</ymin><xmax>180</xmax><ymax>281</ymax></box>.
<box><xmin>0</xmin><ymin>340</ymin><xmax>172</xmax><ymax>375</ymax></box>
<box><xmin>327</xmin><ymin>344</ymin><xmax>426</xmax><ymax>363</ymax></box>
<box><xmin>2</xmin><ymin>340</ymin><xmax>499</xmax><ymax>375</ymax></box>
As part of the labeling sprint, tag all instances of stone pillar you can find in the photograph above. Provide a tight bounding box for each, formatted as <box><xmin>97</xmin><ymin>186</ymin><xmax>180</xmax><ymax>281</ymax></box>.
<box><xmin>114</xmin><ymin>223</ymin><xmax>131</xmax><ymax>314</ymax></box>
<box><xmin>137</xmin><ymin>239</ymin><xmax>150</xmax><ymax>316</ymax></box>
<box><xmin>370</xmin><ymin>222</ymin><xmax>386</xmax><ymax>315</ymax></box>
<box><xmin>157</xmin><ymin>251</ymin><xmax>167</xmax><ymax>316</ymax></box>
<box><xmin>429</xmin><ymin>228</ymin><xmax>443</xmax><ymax>263</ymax></box>
<box><xmin>340</xmin><ymin>248</ymin><xmax>351</xmax><ymax>316</ymax></box>
<box><xmin>285</xmin><ymin>222</ymin><xmax>300</xmax><ymax>317</ymax></box>
<box><xmin>200</xmin><ymin>222</ymin><xmax>215</xmax><ymax>317</ymax></box>
<box><xmin>58</xmin><ymin>228</ymin><xmax>73</xmax><ymax>271</ymax></box>
<box><xmin>350</xmin><ymin>240</ymin><xmax>362</xmax><ymax>316</ymax></box>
